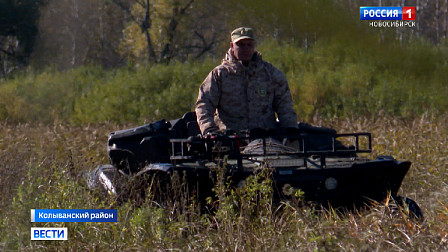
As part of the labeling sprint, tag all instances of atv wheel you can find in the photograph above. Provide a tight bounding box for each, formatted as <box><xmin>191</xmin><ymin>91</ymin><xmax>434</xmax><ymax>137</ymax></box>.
<box><xmin>390</xmin><ymin>195</ymin><xmax>424</xmax><ymax>221</ymax></box>
<box><xmin>84</xmin><ymin>164</ymin><xmax>129</xmax><ymax>201</ymax></box>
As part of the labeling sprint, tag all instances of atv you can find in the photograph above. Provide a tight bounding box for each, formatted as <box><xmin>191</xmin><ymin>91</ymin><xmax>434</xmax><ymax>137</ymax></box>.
<box><xmin>84</xmin><ymin>112</ymin><xmax>423</xmax><ymax>219</ymax></box>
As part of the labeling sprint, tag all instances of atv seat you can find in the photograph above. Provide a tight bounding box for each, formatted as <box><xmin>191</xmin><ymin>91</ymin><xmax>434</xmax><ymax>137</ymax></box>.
<box><xmin>170</xmin><ymin>111</ymin><xmax>201</xmax><ymax>138</ymax></box>
<box><xmin>187</xmin><ymin>121</ymin><xmax>201</xmax><ymax>136</ymax></box>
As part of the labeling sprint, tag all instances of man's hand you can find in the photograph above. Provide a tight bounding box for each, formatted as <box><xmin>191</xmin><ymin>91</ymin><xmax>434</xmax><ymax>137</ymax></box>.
<box><xmin>203</xmin><ymin>129</ymin><xmax>237</xmax><ymax>153</ymax></box>
<box><xmin>203</xmin><ymin>126</ymin><xmax>219</xmax><ymax>136</ymax></box>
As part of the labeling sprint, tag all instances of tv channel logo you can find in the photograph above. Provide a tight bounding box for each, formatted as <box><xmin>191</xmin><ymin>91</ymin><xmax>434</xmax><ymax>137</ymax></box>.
<box><xmin>31</xmin><ymin>227</ymin><xmax>68</xmax><ymax>240</ymax></box>
<box><xmin>360</xmin><ymin>7</ymin><xmax>415</xmax><ymax>20</ymax></box>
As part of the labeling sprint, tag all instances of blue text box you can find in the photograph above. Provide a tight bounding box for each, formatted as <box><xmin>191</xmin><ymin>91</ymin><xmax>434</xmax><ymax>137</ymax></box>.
<box><xmin>31</xmin><ymin>209</ymin><xmax>117</xmax><ymax>222</ymax></box>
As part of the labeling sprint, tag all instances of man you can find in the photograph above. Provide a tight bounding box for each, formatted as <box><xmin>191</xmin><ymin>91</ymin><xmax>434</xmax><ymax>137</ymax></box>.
<box><xmin>195</xmin><ymin>27</ymin><xmax>298</xmax><ymax>135</ymax></box>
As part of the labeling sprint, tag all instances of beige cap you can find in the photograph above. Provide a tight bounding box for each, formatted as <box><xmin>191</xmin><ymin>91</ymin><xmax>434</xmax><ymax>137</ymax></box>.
<box><xmin>231</xmin><ymin>27</ymin><xmax>255</xmax><ymax>43</ymax></box>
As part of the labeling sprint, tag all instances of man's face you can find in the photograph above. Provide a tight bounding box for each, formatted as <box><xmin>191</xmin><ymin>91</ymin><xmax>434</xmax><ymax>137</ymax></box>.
<box><xmin>231</xmin><ymin>39</ymin><xmax>255</xmax><ymax>63</ymax></box>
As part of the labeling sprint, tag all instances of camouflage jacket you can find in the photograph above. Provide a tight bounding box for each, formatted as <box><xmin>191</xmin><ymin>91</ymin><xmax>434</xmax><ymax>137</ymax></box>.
<box><xmin>195</xmin><ymin>49</ymin><xmax>298</xmax><ymax>134</ymax></box>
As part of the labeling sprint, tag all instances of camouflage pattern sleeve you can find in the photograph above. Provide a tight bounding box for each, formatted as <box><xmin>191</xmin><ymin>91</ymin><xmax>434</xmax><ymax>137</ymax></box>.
<box><xmin>271</xmin><ymin>68</ymin><xmax>298</xmax><ymax>128</ymax></box>
<box><xmin>195</xmin><ymin>69</ymin><xmax>221</xmax><ymax>134</ymax></box>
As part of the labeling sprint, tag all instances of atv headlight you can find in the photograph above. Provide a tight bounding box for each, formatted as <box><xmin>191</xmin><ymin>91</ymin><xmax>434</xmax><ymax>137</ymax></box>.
<box><xmin>325</xmin><ymin>177</ymin><xmax>337</xmax><ymax>190</ymax></box>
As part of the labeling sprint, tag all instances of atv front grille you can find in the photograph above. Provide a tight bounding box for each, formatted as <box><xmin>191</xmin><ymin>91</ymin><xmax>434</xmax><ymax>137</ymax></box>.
<box><xmin>260</xmin><ymin>158</ymin><xmax>305</xmax><ymax>168</ymax></box>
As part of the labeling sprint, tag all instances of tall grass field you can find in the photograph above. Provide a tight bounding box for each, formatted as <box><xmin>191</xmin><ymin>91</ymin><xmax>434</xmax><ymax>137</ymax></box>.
<box><xmin>1</xmin><ymin>115</ymin><xmax>448</xmax><ymax>251</ymax></box>
<box><xmin>1</xmin><ymin>39</ymin><xmax>448</xmax><ymax>251</ymax></box>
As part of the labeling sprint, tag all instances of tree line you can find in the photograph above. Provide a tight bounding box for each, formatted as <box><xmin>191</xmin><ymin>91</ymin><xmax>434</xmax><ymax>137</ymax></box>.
<box><xmin>0</xmin><ymin>0</ymin><xmax>446</xmax><ymax>77</ymax></box>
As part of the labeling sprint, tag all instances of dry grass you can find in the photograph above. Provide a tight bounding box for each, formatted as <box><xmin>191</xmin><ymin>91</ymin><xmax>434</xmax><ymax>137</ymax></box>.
<box><xmin>1</xmin><ymin>115</ymin><xmax>448</xmax><ymax>251</ymax></box>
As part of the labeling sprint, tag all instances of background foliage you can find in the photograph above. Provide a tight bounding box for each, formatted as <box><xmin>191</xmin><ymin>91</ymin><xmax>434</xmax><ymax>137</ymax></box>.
<box><xmin>1</xmin><ymin>0</ymin><xmax>448</xmax><ymax>250</ymax></box>
<box><xmin>1</xmin><ymin>0</ymin><xmax>447</xmax><ymax>74</ymax></box>
<box><xmin>0</xmin><ymin>0</ymin><xmax>447</xmax><ymax>123</ymax></box>
<box><xmin>0</xmin><ymin>38</ymin><xmax>447</xmax><ymax>123</ymax></box>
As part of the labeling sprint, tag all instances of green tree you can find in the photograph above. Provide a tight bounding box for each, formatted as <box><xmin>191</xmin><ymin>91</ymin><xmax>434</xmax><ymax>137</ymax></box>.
<box><xmin>115</xmin><ymin>0</ymin><xmax>228</xmax><ymax>64</ymax></box>
<box><xmin>0</xmin><ymin>0</ymin><xmax>46</xmax><ymax>76</ymax></box>
<box><xmin>32</xmin><ymin>0</ymin><xmax>126</xmax><ymax>70</ymax></box>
